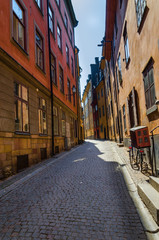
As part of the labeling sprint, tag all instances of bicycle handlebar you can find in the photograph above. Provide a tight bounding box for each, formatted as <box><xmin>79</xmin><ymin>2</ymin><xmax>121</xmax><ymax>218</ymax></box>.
<box><xmin>150</xmin><ymin>125</ymin><xmax>159</xmax><ymax>134</ymax></box>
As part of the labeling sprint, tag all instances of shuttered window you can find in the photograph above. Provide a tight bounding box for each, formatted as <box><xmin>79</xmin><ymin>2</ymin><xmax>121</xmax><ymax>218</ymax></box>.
<box><xmin>143</xmin><ymin>59</ymin><xmax>156</xmax><ymax>109</ymax></box>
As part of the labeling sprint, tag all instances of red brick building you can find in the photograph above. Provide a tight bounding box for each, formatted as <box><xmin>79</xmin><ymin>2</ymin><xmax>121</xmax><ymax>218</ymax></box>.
<box><xmin>0</xmin><ymin>0</ymin><xmax>78</xmax><ymax>177</ymax></box>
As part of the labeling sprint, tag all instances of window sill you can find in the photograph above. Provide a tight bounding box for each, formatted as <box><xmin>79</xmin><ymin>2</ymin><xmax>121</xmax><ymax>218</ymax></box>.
<box><xmin>35</xmin><ymin>64</ymin><xmax>46</xmax><ymax>76</ymax></box>
<box><xmin>60</xmin><ymin>90</ymin><xmax>65</xmax><ymax>96</ymax></box>
<box><xmin>58</xmin><ymin>47</ymin><xmax>63</xmax><ymax>54</ymax></box>
<box><xmin>39</xmin><ymin>134</ymin><xmax>48</xmax><ymax>137</ymax></box>
<box><xmin>50</xmin><ymin>31</ymin><xmax>55</xmax><ymax>41</ymax></box>
<box><xmin>34</xmin><ymin>1</ymin><xmax>44</xmax><ymax>17</ymax></box>
<box><xmin>146</xmin><ymin>105</ymin><xmax>158</xmax><ymax>116</ymax></box>
<box><xmin>53</xmin><ymin>82</ymin><xmax>58</xmax><ymax>88</ymax></box>
<box><xmin>126</xmin><ymin>57</ymin><xmax>131</xmax><ymax>69</ymax></box>
<box><xmin>11</xmin><ymin>38</ymin><xmax>28</xmax><ymax>57</ymax></box>
<box><xmin>15</xmin><ymin>131</ymin><xmax>30</xmax><ymax>136</ymax></box>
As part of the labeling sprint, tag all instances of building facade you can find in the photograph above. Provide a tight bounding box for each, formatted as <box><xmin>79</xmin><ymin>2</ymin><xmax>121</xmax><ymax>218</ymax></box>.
<box><xmin>0</xmin><ymin>0</ymin><xmax>78</xmax><ymax>178</ymax></box>
<box><xmin>82</xmin><ymin>79</ymin><xmax>94</xmax><ymax>139</ymax></box>
<box><xmin>103</xmin><ymin>0</ymin><xmax>159</xmax><ymax>174</ymax></box>
<box><xmin>96</xmin><ymin>80</ymin><xmax>107</xmax><ymax>139</ymax></box>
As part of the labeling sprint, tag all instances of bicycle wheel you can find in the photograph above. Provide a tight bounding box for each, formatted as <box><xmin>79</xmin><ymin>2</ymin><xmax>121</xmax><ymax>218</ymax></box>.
<box><xmin>129</xmin><ymin>147</ymin><xmax>134</xmax><ymax>169</ymax></box>
<box><xmin>135</xmin><ymin>150</ymin><xmax>141</xmax><ymax>170</ymax></box>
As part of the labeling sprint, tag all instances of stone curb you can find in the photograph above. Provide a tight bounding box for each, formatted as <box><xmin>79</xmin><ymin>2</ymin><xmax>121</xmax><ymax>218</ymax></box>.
<box><xmin>113</xmin><ymin>143</ymin><xmax>159</xmax><ymax>240</ymax></box>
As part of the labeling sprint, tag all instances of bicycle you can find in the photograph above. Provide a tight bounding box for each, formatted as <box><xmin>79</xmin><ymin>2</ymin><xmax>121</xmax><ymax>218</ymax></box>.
<box><xmin>135</xmin><ymin>148</ymin><xmax>148</xmax><ymax>172</ymax></box>
<box><xmin>128</xmin><ymin>141</ymin><xmax>148</xmax><ymax>172</ymax></box>
<box><xmin>128</xmin><ymin>145</ymin><xmax>140</xmax><ymax>170</ymax></box>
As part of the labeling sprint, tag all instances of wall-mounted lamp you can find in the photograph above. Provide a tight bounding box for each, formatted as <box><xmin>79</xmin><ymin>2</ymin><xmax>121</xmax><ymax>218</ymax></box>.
<box><xmin>97</xmin><ymin>40</ymin><xmax>112</xmax><ymax>47</ymax></box>
<box><xmin>66</xmin><ymin>85</ymin><xmax>76</xmax><ymax>99</ymax></box>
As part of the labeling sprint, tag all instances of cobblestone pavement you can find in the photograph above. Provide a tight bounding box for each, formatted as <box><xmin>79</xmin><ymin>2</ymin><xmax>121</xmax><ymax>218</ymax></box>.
<box><xmin>0</xmin><ymin>140</ymin><xmax>147</xmax><ymax>240</ymax></box>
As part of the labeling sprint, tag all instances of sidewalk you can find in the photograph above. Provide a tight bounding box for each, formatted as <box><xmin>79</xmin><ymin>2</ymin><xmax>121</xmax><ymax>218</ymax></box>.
<box><xmin>114</xmin><ymin>142</ymin><xmax>149</xmax><ymax>186</ymax></box>
<box><xmin>111</xmin><ymin>141</ymin><xmax>159</xmax><ymax>240</ymax></box>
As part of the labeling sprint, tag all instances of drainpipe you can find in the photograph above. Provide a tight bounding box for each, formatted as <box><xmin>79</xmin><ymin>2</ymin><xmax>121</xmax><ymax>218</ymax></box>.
<box><xmin>47</xmin><ymin>0</ymin><xmax>54</xmax><ymax>155</ymax></box>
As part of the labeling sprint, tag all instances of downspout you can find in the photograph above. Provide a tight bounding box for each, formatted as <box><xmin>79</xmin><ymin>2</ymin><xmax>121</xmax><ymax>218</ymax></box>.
<box><xmin>75</xmin><ymin>49</ymin><xmax>79</xmax><ymax>144</ymax></box>
<box><xmin>47</xmin><ymin>0</ymin><xmax>54</xmax><ymax>155</ymax></box>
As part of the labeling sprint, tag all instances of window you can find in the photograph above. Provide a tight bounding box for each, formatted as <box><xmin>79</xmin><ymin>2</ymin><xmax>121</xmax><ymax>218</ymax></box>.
<box><xmin>73</xmin><ymin>92</ymin><xmax>75</xmax><ymax>106</ymax></box>
<box><xmin>117</xmin><ymin>53</ymin><xmax>122</xmax><ymax>84</ymax></box>
<box><xmin>57</xmin><ymin>24</ymin><xmax>62</xmax><ymax>50</ymax></box>
<box><xmin>143</xmin><ymin>59</ymin><xmax>156</xmax><ymax>110</ymax></box>
<box><xmin>135</xmin><ymin>0</ymin><xmax>147</xmax><ymax>28</ymax></box>
<box><xmin>74</xmin><ymin>119</ymin><xmax>77</xmax><ymax>138</ymax></box>
<box><xmin>120</xmin><ymin>0</ymin><xmax>123</xmax><ymax>8</ymax></box>
<box><xmin>53</xmin><ymin>106</ymin><xmax>58</xmax><ymax>135</ymax></box>
<box><xmin>62</xmin><ymin>111</ymin><xmax>66</xmax><ymax>136</ymax></box>
<box><xmin>35</xmin><ymin>0</ymin><xmax>42</xmax><ymax>10</ymax></box>
<box><xmin>101</xmin><ymin>124</ymin><xmax>103</xmax><ymax>133</ymax></box>
<box><xmin>67</xmin><ymin>79</ymin><xmax>71</xmax><ymax>102</ymax></box>
<box><xmin>56</xmin><ymin>0</ymin><xmax>60</xmax><ymax>8</ymax></box>
<box><xmin>49</xmin><ymin>6</ymin><xmax>54</xmax><ymax>36</ymax></box>
<box><xmin>59</xmin><ymin>65</ymin><xmax>64</xmax><ymax>93</ymax></box>
<box><xmin>123</xmin><ymin>22</ymin><xmax>130</xmax><ymax>65</ymax></box>
<box><xmin>116</xmin><ymin>67</ymin><xmax>119</xmax><ymax>91</ymax></box>
<box><xmin>36</xmin><ymin>30</ymin><xmax>44</xmax><ymax>71</ymax></box>
<box><xmin>64</xmin><ymin>13</ymin><xmax>68</xmax><ymax>30</ymax></box>
<box><xmin>123</xmin><ymin>104</ymin><xmax>126</xmax><ymax>130</ymax></box>
<box><xmin>102</xmin><ymin>105</ymin><xmax>105</xmax><ymax>116</ymax></box>
<box><xmin>70</xmin><ymin>117</ymin><xmax>74</xmax><ymax>140</ymax></box>
<box><xmin>101</xmin><ymin>88</ymin><xmax>103</xmax><ymax>97</ymax></box>
<box><xmin>51</xmin><ymin>54</ymin><xmax>57</xmax><ymax>85</ymax></box>
<box><xmin>12</xmin><ymin>0</ymin><xmax>25</xmax><ymax>49</ymax></box>
<box><xmin>66</xmin><ymin>44</ymin><xmax>69</xmax><ymax>66</ymax></box>
<box><xmin>70</xmin><ymin>29</ymin><xmax>73</xmax><ymax>44</ymax></box>
<box><xmin>71</xmin><ymin>57</ymin><xmax>74</xmax><ymax>76</ymax></box>
<box><xmin>98</xmin><ymin>92</ymin><xmax>100</xmax><ymax>100</ymax></box>
<box><xmin>99</xmin><ymin>108</ymin><xmax>101</xmax><ymax>118</ymax></box>
<box><xmin>14</xmin><ymin>82</ymin><xmax>29</xmax><ymax>132</ymax></box>
<box><xmin>38</xmin><ymin>98</ymin><xmax>47</xmax><ymax>134</ymax></box>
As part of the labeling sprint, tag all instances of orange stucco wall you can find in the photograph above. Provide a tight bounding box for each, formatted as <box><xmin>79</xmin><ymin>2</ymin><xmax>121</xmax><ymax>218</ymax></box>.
<box><xmin>0</xmin><ymin>0</ymin><xmax>77</xmax><ymax>115</ymax></box>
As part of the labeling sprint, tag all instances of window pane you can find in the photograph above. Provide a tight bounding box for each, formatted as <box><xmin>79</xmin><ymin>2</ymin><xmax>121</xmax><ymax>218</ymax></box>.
<box><xmin>43</xmin><ymin>111</ymin><xmax>47</xmax><ymax>134</ymax></box>
<box><xmin>22</xmin><ymin>103</ymin><xmax>29</xmax><ymax>132</ymax></box>
<box><xmin>13</xmin><ymin>0</ymin><xmax>23</xmax><ymax>22</ymax></box>
<box><xmin>145</xmin><ymin>91</ymin><xmax>150</xmax><ymax>109</ymax></box>
<box><xmin>49</xmin><ymin>16</ymin><xmax>53</xmax><ymax>32</ymax></box>
<box><xmin>35</xmin><ymin>0</ymin><xmax>41</xmax><ymax>9</ymax></box>
<box><xmin>144</xmin><ymin>74</ymin><xmax>148</xmax><ymax>90</ymax></box>
<box><xmin>57</xmin><ymin>25</ymin><xmax>61</xmax><ymax>49</ymax></box>
<box><xmin>54</xmin><ymin>116</ymin><xmax>58</xmax><ymax>135</ymax></box>
<box><xmin>38</xmin><ymin>109</ymin><xmax>42</xmax><ymax>133</ymax></box>
<box><xmin>14</xmin><ymin>82</ymin><xmax>21</xmax><ymax>97</ymax></box>
<box><xmin>62</xmin><ymin>120</ymin><xmax>66</xmax><ymax>136</ymax></box>
<box><xmin>36</xmin><ymin>33</ymin><xmax>42</xmax><ymax>47</ymax></box>
<box><xmin>22</xmin><ymin>86</ymin><xmax>28</xmax><ymax>101</ymax></box>
<box><xmin>42</xmin><ymin>99</ymin><xmax>46</xmax><ymax>110</ymax></box>
<box><xmin>13</xmin><ymin>15</ymin><xmax>18</xmax><ymax>41</ymax></box>
<box><xmin>150</xmin><ymin>85</ymin><xmax>156</xmax><ymax>106</ymax></box>
<box><xmin>15</xmin><ymin>99</ymin><xmax>22</xmax><ymax>131</ymax></box>
<box><xmin>149</xmin><ymin>68</ymin><xmax>154</xmax><ymax>85</ymax></box>
<box><xmin>49</xmin><ymin>7</ymin><xmax>52</xmax><ymax>18</ymax></box>
<box><xmin>18</xmin><ymin>22</ymin><xmax>24</xmax><ymax>48</ymax></box>
<box><xmin>49</xmin><ymin>7</ymin><xmax>53</xmax><ymax>33</ymax></box>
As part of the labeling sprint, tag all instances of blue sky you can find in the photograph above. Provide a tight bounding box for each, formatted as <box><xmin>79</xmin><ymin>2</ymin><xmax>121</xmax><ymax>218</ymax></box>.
<box><xmin>71</xmin><ymin>0</ymin><xmax>106</xmax><ymax>95</ymax></box>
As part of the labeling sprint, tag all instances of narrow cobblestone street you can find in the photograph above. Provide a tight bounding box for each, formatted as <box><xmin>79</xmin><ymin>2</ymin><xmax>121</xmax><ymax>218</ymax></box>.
<box><xmin>0</xmin><ymin>140</ymin><xmax>147</xmax><ymax>240</ymax></box>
